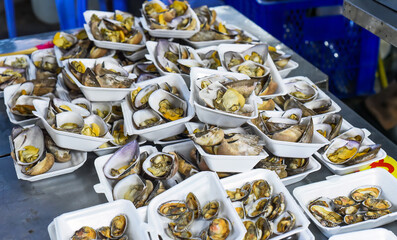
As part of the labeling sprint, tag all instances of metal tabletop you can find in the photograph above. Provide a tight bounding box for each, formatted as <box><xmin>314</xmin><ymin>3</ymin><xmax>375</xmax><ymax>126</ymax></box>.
<box><xmin>0</xmin><ymin>5</ymin><xmax>396</xmax><ymax>239</ymax></box>
<box><xmin>343</xmin><ymin>0</ymin><xmax>397</xmax><ymax>47</ymax></box>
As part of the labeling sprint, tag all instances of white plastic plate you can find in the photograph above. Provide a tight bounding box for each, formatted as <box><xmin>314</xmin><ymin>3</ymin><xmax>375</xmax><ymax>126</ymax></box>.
<box><xmin>122</xmin><ymin>74</ymin><xmax>195</xmax><ymax>141</ymax></box>
<box><xmin>329</xmin><ymin>228</ymin><xmax>397</xmax><ymax>240</ymax></box>
<box><xmin>49</xmin><ymin>199</ymin><xmax>152</xmax><ymax>240</ymax></box>
<box><xmin>220</xmin><ymin>169</ymin><xmax>310</xmax><ymax>240</ymax></box>
<box><xmin>140</xmin><ymin>0</ymin><xmax>200</xmax><ymax>39</ymax></box>
<box><xmin>63</xmin><ymin>58</ymin><xmax>137</xmax><ymax>102</ymax></box>
<box><xmin>293</xmin><ymin>168</ymin><xmax>397</xmax><ymax>237</ymax></box>
<box><xmin>32</xmin><ymin>99</ymin><xmax>112</xmax><ymax>151</ymax></box>
<box><xmin>185</xmin><ymin>122</ymin><xmax>269</xmax><ymax>172</ymax></box>
<box><xmin>190</xmin><ymin>67</ymin><xmax>259</xmax><ymax>128</ymax></box>
<box><xmin>147</xmin><ymin>171</ymin><xmax>246</xmax><ymax>240</ymax></box>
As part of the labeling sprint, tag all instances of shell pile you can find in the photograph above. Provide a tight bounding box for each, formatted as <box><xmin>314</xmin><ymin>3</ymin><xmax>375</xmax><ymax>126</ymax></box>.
<box><xmin>158</xmin><ymin>192</ymin><xmax>232</xmax><ymax>240</ymax></box>
<box><xmin>11</xmin><ymin>126</ymin><xmax>74</xmax><ymax>176</ymax></box>
<box><xmin>189</xmin><ymin>126</ymin><xmax>263</xmax><ymax>156</ymax></box>
<box><xmin>143</xmin><ymin>0</ymin><xmax>197</xmax><ymax>31</ymax></box>
<box><xmin>308</xmin><ymin>185</ymin><xmax>392</xmax><ymax>227</ymax></box>
<box><xmin>103</xmin><ymin>141</ymin><xmax>198</xmax><ymax>208</ymax></box>
<box><xmin>89</xmin><ymin>10</ymin><xmax>143</xmax><ymax>45</ymax></box>
<box><xmin>274</xmin><ymin>78</ymin><xmax>333</xmax><ymax>116</ymax></box>
<box><xmin>30</xmin><ymin>49</ymin><xmax>59</xmax><ymax>95</ymax></box>
<box><xmin>71</xmin><ymin>214</ymin><xmax>129</xmax><ymax>240</ymax></box>
<box><xmin>189</xmin><ymin>5</ymin><xmax>252</xmax><ymax>43</ymax></box>
<box><xmin>252</xmin><ymin>108</ymin><xmax>314</xmax><ymax>143</ymax></box>
<box><xmin>0</xmin><ymin>56</ymin><xmax>29</xmax><ymax>90</ymax></box>
<box><xmin>255</xmin><ymin>155</ymin><xmax>310</xmax><ymax>179</ymax></box>
<box><xmin>226</xmin><ymin>179</ymin><xmax>297</xmax><ymax>240</ymax></box>
<box><xmin>129</xmin><ymin>82</ymin><xmax>187</xmax><ymax>129</ymax></box>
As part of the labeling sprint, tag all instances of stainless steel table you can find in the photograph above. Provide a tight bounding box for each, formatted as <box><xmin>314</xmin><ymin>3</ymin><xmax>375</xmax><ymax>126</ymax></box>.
<box><xmin>0</xmin><ymin>5</ymin><xmax>396</xmax><ymax>239</ymax></box>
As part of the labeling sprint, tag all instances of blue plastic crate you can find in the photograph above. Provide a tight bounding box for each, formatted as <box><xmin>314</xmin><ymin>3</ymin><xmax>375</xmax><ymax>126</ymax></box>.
<box><xmin>225</xmin><ymin>0</ymin><xmax>379</xmax><ymax>98</ymax></box>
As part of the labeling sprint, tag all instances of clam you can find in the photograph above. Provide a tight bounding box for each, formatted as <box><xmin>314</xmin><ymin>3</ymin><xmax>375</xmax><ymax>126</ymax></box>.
<box><xmin>283</xmin><ymin>98</ymin><xmax>316</xmax><ymax>117</ymax></box>
<box><xmin>52</xmin><ymin>98</ymin><xmax>90</xmax><ymax>117</ymax></box>
<box><xmin>81</xmin><ymin>114</ymin><xmax>109</xmax><ymax>137</ymax></box>
<box><xmin>202</xmin><ymin>200</ymin><xmax>220</xmax><ymax>220</ymax></box>
<box><xmin>53</xmin><ymin>32</ymin><xmax>77</xmax><ymax>50</ymax></box>
<box><xmin>255</xmin><ymin>76</ymin><xmax>278</xmax><ymax>96</ymax></box>
<box><xmin>243</xmin><ymin>220</ymin><xmax>258</xmax><ymax>240</ymax></box>
<box><xmin>284</xmin><ymin>157</ymin><xmax>309</xmax><ymax>175</ymax></box>
<box><xmin>255</xmin><ymin>217</ymin><xmax>272</xmax><ymax>240</ymax></box>
<box><xmin>166</xmin><ymin>223</ymin><xmax>193</xmax><ymax>239</ymax></box>
<box><xmin>304</xmin><ymin>98</ymin><xmax>332</xmax><ymax>114</ymax></box>
<box><xmin>347</xmin><ymin>144</ymin><xmax>381</xmax><ymax>165</ymax></box>
<box><xmin>44</xmin><ymin>134</ymin><xmax>71</xmax><ymax>163</ymax></box>
<box><xmin>91</xmin><ymin>102</ymin><xmax>112</xmax><ymax>122</ymax></box>
<box><xmin>226</xmin><ymin>182</ymin><xmax>251</xmax><ymax>202</ymax></box>
<box><xmin>7</xmin><ymin>82</ymin><xmax>34</xmax><ymax>109</ymax></box>
<box><xmin>273</xmin><ymin>211</ymin><xmax>296</xmax><ymax>235</ymax></box>
<box><xmin>362</xmin><ymin>198</ymin><xmax>392</xmax><ymax>211</ymax></box>
<box><xmin>322</xmin><ymin>114</ymin><xmax>342</xmax><ymax>140</ymax></box>
<box><xmin>245</xmin><ymin>197</ymin><xmax>271</xmax><ymax>218</ymax></box>
<box><xmin>230</xmin><ymin>61</ymin><xmax>269</xmax><ymax>79</ymax></box>
<box><xmin>133</xmin><ymin>109</ymin><xmax>164</xmax><ymax>129</ymax></box>
<box><xmin>134</xmin><ymin>179</ymin><xmax>154</xmax><ymax>207</ymax></box>
<box><xmin>268</xmin><ymin>193</ymin><xmax>286</xmax><ymax>220</ymax></box>
<box><xmin>323</xmin><ymin>139</ymin><xmax>360</xmax><ymax>165</ymax></box>
<box><xmin>143</xmin><ymin>153</ymin><xmax>178</xmax><ymax>180</ymax></box>
<box><xmin>12</xmin><ymin>126</ymin><xmax>45</xmax><ymax>166</ymax></box>
<box><xmin>130</xmin><ymin>84</ymin><xmax>159</xmax><ymax>109</ymax></box>
<box><xmin>264</xmin><ymin>117</ymin><xmax>298</xmax><ymax>134</ymax></box>
<box><xmin>158</xmin><ymin>200</ymin><xmax>188</xmax><ymax>219</ymax></box>
<box><xmin>309</xmin><ymin>205</ymin><xmax>343</xmax><ymax>227</ymax></box>
<box><xmin>337</xmin><ymin>127</ymin><xmax>365</xmax><ymax>144</ymax></box>
<box><xmin>189</xmin><ymin>126</ymin><xmax>224</xmax><ymax>147</ymax></box>
<box><xmin>111</xmin><ymin>120</ymin><xmax>130</xmax><ymax>146</ymax></box>
<box><xmin>195</xmin><ymin>74</ymin><xmax>226</xmax><ymax>90</ymax></box>
<box><xmin>186</xmin><ymin>192</ymin><xmax>201</xmax><ymax>219</ymax></box>
<box><xmin>344</xmin><ymin>214</ymin><xmax>364</xmax><ymax>225</ymax></box>
<box><xmin>96</xmin><ymin>226</ymin><xmax>111</xmax><ymax>239</ymax></box>
<box><xmin>350</xmin><ymin>185</ymin><xmax>381</xmax><ymax>202</ymax></box>
<box><xmin>71</xmin><ymin>97</ymin><xmax>92</xmax><ymax>112</ymax></box>
<box><xmin>364</xmin><ymin>210</ymin><xmax>391</xmax><ymax>220</ymax></box>
<box><xmin>241</xmin><ymin>44</ymin><xmax>268</xmax><ymax>65</ymax></box>
<box><xmin>10</xmin><ymin>95</ymin><xmax>44</xmax><ymax>117</ymax></box>
<box><xmin>216</xmin><ymin>134</ymin><xmax>262</xmax><ymax>156</ymax></box>
<box><xmin>224</xmin><ymin>51</ymin><xmax>244</xmax><ymax>70</ymax></box>
<box><xmin>233</xmin><ymin>201</ymin><xmax>245</xmax><ymax>219</ymax></box>
<box><xmin>271</xmin><ymin>124</ymin><xmax>306</xmax><ymax>142</ymax></box>
<box><xmin>110</xmin><ymin>214</ymin><xmax>128</xmax><ymax>238</ymax></box>
<box><xmin>81</xmin><ymin>68</ymin><xmax>100</xmax><ymax>87</ymax></box>
<box><xmin>22</xmin><ymin>153</ymin><xmax>55</xmax><ymax>176</ymax></box>
<box><xmin>71</xmin><ymin>226</ymin><xmax>97</xmax><ymax>240</ymax></box>
<box><xmin>223</xmin><ymin>78</ymin><xmax>257</xmax><ymax>98</ymax></box>
<box><xmin>148</xmin><ymin>89</ymin><xmax>187</xmax><ymax>121</ymax></box>
<box><xmin>331</xmin><ymin>196</ymin><xmax>360</xmax><ymax>215</ymax></box>
<box><xmin>282</xmin><ymin>108</ymin><xmax>303</xmax><ymax>122</ymax></box>
<box><xmin>208</xmin><ymin>217</ymin><xmax>231</xmax><ymax>240</ymax></box>
<box><xmin>103</xmin><ymin>140</ymin><xmax>140</xmax><ymax>180</ymax></box>
<box><xmin>31</xmin><ymin>49</ymin><xmax>58</xmax><ymax>73</ymax></box>
<box><xmin>155</xmin><ymin>40</ymin><xmax>181</xmax><ymax>73</ymax></box>
<box><xmin>286</xmin><ymin>80</ymin><xmax>318</xmax><ymax>103</ymax></box>
<box><xmin>173</xmin><ymin>209</ymin><xmax>195</xmax><ymax>232</ymax></box>
<box><xmin>315</xmin><ymin>123</ymin><xmax>332</xmax><ymax>139</ymax></box>
<box><xmin>308</xmin><ymin>197</ymin><xmax>332</xmax><ymax>210</ymax></box>
<box><xmin>177</xmin><ymin>58</ymin><xmax>203</xmax><ymax>74</ymax></box>
<box><xmin>251</xmin><ymin>179</ymin><xmax>272</xmax><ymax>199</ymax></box>
<box><xmin>69</xmin><ymin>60</ymin><xmax>86</xmax><ymax>81</ymax></box>
<box><xmin>113</xmin><ymin>174</ymin><xmax>144</xmax><ymax>203</ymax></box>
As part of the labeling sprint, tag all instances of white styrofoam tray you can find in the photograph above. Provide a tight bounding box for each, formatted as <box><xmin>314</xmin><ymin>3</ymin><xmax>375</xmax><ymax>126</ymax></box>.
<box><xmin>293</xmin><ymin>168</ymin><xmax>397</xmax><ymax>237</ymax></box>
<box><xmin>63</xmin><ymin>58</ymin><xmax>137</xmax><ymax>102</ymax></box>
<box><xmin>147</xmin><ymin>171</ymin><xmax>246</xmax><ymax>240</ymax></box>
<box><xmin>220</xmin><ymin>169</ymin><xmax>310</xmax><ymax>240</ymax></box>
<box><xmin>217</xmin><ymin>44</ymin><xmax>288</xmax><ymax>99</ymax></box>
<box><xmin>185</xmin><ymin>122</ymin><xmax>269</xmax><ymax>172</ymax></box>
<box><xmin>329</xmin><ymin>228</ymin><xmax>397</xmax><ymax>240</ymax></box>
<box><xmin>32</xmin><ymin>99</ymin><xmax>112</xmax><ymax>151</ymax></box>
<box><xmin>282</xmin><ymin>76</ymin><xmax>341</xmax><ymax>117</ymax></box>
<box><xmin>247</xmin><ymin>111</ymin><xmax>329</xmax><ymax>158</ymax></box>
<box><xmin>48</xmin><ymin>199</ymin><xmax>152</xmax><ymax>240</ymax></box>
<box><xmin>54</xmin><ymin>45</ymin><xmax>116</xmax><ymax>67</ymax></box>
<box><xmin>83</xmin><ymin>10</ymin><xmax>146</xmax><ymax>51</ymax></box>
<box><xmin>153</xmin><ymin>137</ymin><xmax>190</xmax><ymax>146</ymax></box>
<box><xmin>189</xmin><ymin>67</ymin><xmax>259</xmax><ymax>128</ymax></box>
<box><xmin>140</xmin><ymin>0</ymin><xmax>200</xmax><ymax>39</ymax></box>
<box><xmin>92</xmin><ymin>136</ymin><xmax>147</xmax><ymax>156</ymax></box>
<box><xmin>122</xmin><ymin>74</ymin><xmax>195</xmax><ymax>141</ymax></box>
<box><xmin>92</xmin><ymin>145</ymin><xmax>158</xmax><ymax>202</ymax></box>
<box><xmin>3</xmin><ymin>84</ymin><xmax>40</xmax><ymax>126</ymax></box>
<box><xmin>270</xmin><ymin>49</ymin><xmax>299</xmax><ymax>78</ymax></box>
<box><xmin>313</xmin><ymin>117</ymin><xmax>387</xmax><ymax>175</ymax></box>
<box><xmin>122</xmin><ymin>47</ymin><xmax>148</xmax><ymax>62</ymax></box>
<box><xmin>280</xmin><ymin>156</ymin><xmax>322</xmax><ymax>186</ymax></box>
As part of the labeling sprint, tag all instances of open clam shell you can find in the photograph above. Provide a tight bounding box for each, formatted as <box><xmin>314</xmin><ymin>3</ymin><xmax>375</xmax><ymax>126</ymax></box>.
<box><xmin>113</xmin><ymin>173</ymin><xmax>145</xmax><ymax>202</ymax></box>
<box><xmin>255</xmin><ymin>217</ymin><xmax>272</xmax><ymax>240</ymax></box>
<box><xmin>347</xmin><ymin>144</ymin><xmax>381</xmax><ymax>166</ymax></box>
<box><xmin>241</xmin><ymin>44</ymin><xmax>268</xmax><ymax>65</ymax></box>
<box><xmin>110</xmin><ymin>214</ymin><xmax>128</xmax><ymax>239</ymax></box>
<box><xmin>148</xmin><ymin>89</ymin><xmax>187</xmax><ymax>121</ymax></box>
<box><xmin>315</xmin><ymin>123</ymin><xmax>332</xmax><ymax>140</ymax></box>
<box><xmin>202</xmin><ymin>200</ymin><xmax>220</xmax><ymax>220</ymax></box>
<box><xmin>71</xmin><ymin>97</ymin><xmax>92</xmax><ymax>112</ymax></box>
<box><xmin>142</xmin><ymin>152</ymin><xmax>178</xmax><ymax>180</ymax></box>
<box><xmin>82</xmin><ymin>114</ymin><xmax>109</xmax><ymax>137</ymax></box>
<box><xmin>273</xmin><ymin>211</ymin><xmax>296</xmax><ymax>235</ymax></box>
<box><xmin>10</xmin><ymin>95</ymin><xmax>45</xmax><ymax>117</ymax></box>
<box><xmin>286</xmin><ymin>80</ymin><xmax>318</xmax><ymax>103</ymax></box>
<box><xmin>7</xmin><ymin>82</ymin><xmax>34</xmax><ymax>109</ymax></box>
<box><xmin>12</xmin><ymin>126</ymin><xmax>45</xmax><ymax>166</ymax></box>
<box><xmin>52</xmin><ymin>98</ymin><xmax>91</xmax><ymax>117</ymax></box>
<box><xmin>284</xmin><ymin>157</ymin><xmax>309</xmax><ymax>175</ymax></box>
<box><xmin>281</xmin><ymin>108</ymin><xmax>303</xmax><ymax>122</ymax></box>
<box><xmin>132</xmin><ymin>109</ymin><xmax>164</xmax><ymax>129</ymax></box>
<box><xmin>322</xmin><ymin>113</ymin><xmax>342</xmax><ymax>140</ymax></box>
<box><xmin>245</xmin><ymin>197</ymin><xmax>271</xmax><ymax>218</ymax></box>
<box><xmin>208</xmin><ymin>217</ymin><xmax>231</xmax><ymax>240</ymax></box>
<box><xmin>223</xmin><ymin>51</ymin><xmax>244</xmax><ymax>71</ymax></box>
<box><xmin>323</xmin><ymin>138</ymin><xmax>360</xmax><ymax>165</ymax></box>
<box><xmin>283</xmin><ymin>98</ymin><xmax>316</xmax><ymax>117</ymax></box>
<box><xmin>44</xmin><ymin>134</ymin><xmax>71</xmax><ymax>163</ymax></box>
<box><xmin>158</xmin><ymin>200</ymin><xmax>188</xmax><ymax>219</ymax></box>
<box><xmin>31</xmin><ymin>49</ymin><xmax>58</xmax><ymax>72</ymax></box>
<box><xmin>230</xmin><ymin>60</ymin><xmax>270</xmax><ymax>79</ymax></box>
<box><xmin>337</xmin><ymin>127</ymin><xmax>365</xmax><ymax>144</ymax></box>
<box><xmin>198</xmin><ymin>81</ymin><xmax>227</xmax><ymax>109</ymax></box>
<box><xmin>55</xmin><ymin>111</ymin><xmax>84</xmax><ymax>133</ymax></box>
<box><xmin>177</xmin><ymin>59</ymin><xmax>203</xmax><ymax>74</ymax></box>
<box><xmin>103</xmin><ymin>140</ymin><xmax>140</xmax><ymax>180</ymax></box>
<box><xmin>331</xmin><ymin>196</ymin><xmax>360</xmax><ymax>215</ymax></box>
<box><xmin>111</xmin><ymin>119</ymin><xmax>131</xmax><ymax>146</ymax></box>
<box><xmin>309</xmin><ymin>205</ymin><xmax>343</xmax><ymax>227</ymax></box>
<box><xmin>131</xmin><ymin>84</ymin><xmax>159</xmax><ymax>110</ymax></box>
<box><xmin>21</xmin><ymin>152</ymin><xmax>55</xmax><ymax>176</ymax></box>
<box><xmin>303</xmin><ymin>98</ymin><xmax>332</xmax><ymax>114</ymax></box>
<box><xmin>186</xmin><ymin>192</ymin><xmax>201</xmax><ymax>219</ymax></box>
<box><xmin>232</xmin><ymin>201</ymin><xmax>245</xmax><ymax>219</ymax></box>
<box><xmin>350</xmin><ymin>185</ymin><xmax>381</xmax><ymax>202</ymax></box>
<box><xmin>223</xmin><ymin>78</ymin><xmax>257</xmax><ymax>99</ymax></box>
<box><xmin>308</xmin><ymin>197</ymin><xmax>332</xmax><ymax>211</ymax></box>
<box><xmin>91</xmin><ymin>102</ymin><xmax>112</xmax><ymax>122</ymax></box>
<box><xmin>264</xmin><ymin>117</ymin><xmax>298</xmax><ymax>134</ymax></box>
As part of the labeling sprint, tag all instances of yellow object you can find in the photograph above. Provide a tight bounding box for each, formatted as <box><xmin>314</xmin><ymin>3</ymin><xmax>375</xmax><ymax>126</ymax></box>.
<box><xmin>218</xmin><ymin>23</ymin><xmax>227</xmax><ymax>34</ymax></box>
<box><xmin>268</xmin><ymin>46</ymin><xmax>277</xmax><ymax>52</ymax></box>
<box><xmin>378</xmin><ymin>55</ymin><xmax>388</xmax><ymax>89</ymax></box>
<box><xmin>358</xmin><ymin>156</ymin><xmax>397</xmax><ymax>178</ymax></box>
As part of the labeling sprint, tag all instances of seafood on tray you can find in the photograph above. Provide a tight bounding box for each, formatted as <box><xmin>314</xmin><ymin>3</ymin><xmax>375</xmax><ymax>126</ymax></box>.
<box><xmin>66</xmin><ymin>59</ymin><xmax>135</xmax><ymax>88</ymax></box>
<box><xmin>189</xmin><ymin>5</ymin><xmax>252</xmax><ymax>43</ymax></box>
<box><xmin>0</xmin><ymin>55</ymin><xmax>30</xmax><ymax>90</ymax></box>
<box><xmin>143</xmin><ymin>0</ymin><xmax>198</xmax><ymax>31</ymax></box>
<box><xmin>268</xmin><ymin>46</ymin><xmax>293</xmax><ymax>71</ymax></box>
<box><xmin>129</xmin><ymin>82</ymin><xmax>187</xmax><ymax>129</ymax></box>
<box><xmin>255</xmin><ymin>155</ymin><xmax>310</xmax><ymax>179</ymax></box>
<box><xmin>53</xmin><ymin>30</ymin><xmax>114</xmax><ymax>60</ymax></box>
<box><xmin>102</xmin><ymin>141</ymin><xmax>199</xmax><ymax>208</ymax></box>
<box><xmin>88</xmin><ymin>10</ymin><xmax>143</xmax><ymax>45</ymax></box>
<box><xmin>189</xmin><ymin>125</ymin><xmax>263</xmax><ymax>156</ymax></box>
<box><xmin>225</xmin><ymin>179</ymin><xmax>297</xmax><ymax>239</ymax></box>
<box><xmin>195</xmin><ymin>74</ymin><xmax>257</xmax><ymax>117</ymax></box>
<box><xmin>157</xmin><ymin>191</ymin><xmax>232</xmax><ymax>240</ymax></box>
<box><xmin>251</xmin><ymin>108</ymin><xmax>315</xmax><ymax>143</ymax></box>
<box><xmin>125</xmin><ymin>60</ymin><xmax>160</xmax><ymax>83</ymax></box>
<box><xmin>71</xmin><ymin>214</ymin><xmax>129</xmax><ymax>240</ymax></box>
<box><xmin>11</xmin><ymin>126</ymin><xmax>78</xmax><ymax>176</ymax></box>
<box><xmin>308</xmin><ymin>185</ymin><xmax>392</xmax><ymax>227</ymax></box>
